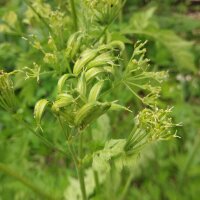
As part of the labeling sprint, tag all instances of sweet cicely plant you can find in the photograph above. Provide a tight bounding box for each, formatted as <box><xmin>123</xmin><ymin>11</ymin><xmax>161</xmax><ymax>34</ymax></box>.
<box><xmin>0</xmin><ymin>0</ymin><xmax>180</xmax><ymax>199</ymax></box>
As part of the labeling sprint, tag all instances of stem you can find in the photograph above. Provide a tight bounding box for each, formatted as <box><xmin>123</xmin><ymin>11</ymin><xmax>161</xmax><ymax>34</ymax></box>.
<box><xmin>58</xmin><ymin>118</ymin><xmax>87</xmax><ymax>200</ymax></box>
<box><xmin>70</xmin><ymin>0</ymin><xmax>78</xmax><ymax>31</ymax></box>
<box><xmin>24</xmin><ymin>0</ymin><xmax>53</xmax><ymax>35</ymax></box>
<box><xmin>179</xmin><ymin>132</ymin><xmax>200</xmax><ymax>186</ymax></box>
<box><xmin>0</xmin><ymin>163</ymin><xmax>55</xmax><ymax>200</ymax></box>
<box><xmin>77</xmin><ymin>130</ymin><xmax>87</xmax><ymax>200</ymax></box>
<box><xmin>11</xmin><ymin>113</ymin><xmax>67</xmax><ymax>155</ymax></box>
<box><xmin>93</xmin><ymin>170</ymin><xmax>100</xmax><ymax>189</ymax></box>
<box><xmin>119</xmin><ymin>0</ymin><xmax>123</xmax><ymax>25</ymax></box>
<box><xmin>119</xmin><ymin>172</ymin><xmax>134</xmax><ymax>200</ymax></box>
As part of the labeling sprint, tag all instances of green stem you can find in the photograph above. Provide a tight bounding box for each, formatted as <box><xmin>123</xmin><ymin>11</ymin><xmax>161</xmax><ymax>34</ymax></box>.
<box><xmin>70</xmin><ymin>0</ymin><xmax>78</xmax><ymax>31</ymax></box>
<box><xmin>119</xmin><ymin>0</ymin><xmax>123</xmax><ymax>25</ymax></box>
<box><xmin>93</xmin><ymin>170</ymin><xmax>100</xmax><ymax>189</ymax></box>
<box><xmin>119</xmin><ymin>172</ymin><xmax>134</xmax><ymax>200</ymax></box>
<box><xmin>77</xmin><ymin>130</ymin><xmax>87</xmax><ymax>200</ymax></box>
<box><xmin>0</xmin><ymin>163</ymin><xmax>55</xmax><ymax>200</ymax></box>
<box><xmin>179</xmin><ymin>132</ymin><xmax>200</xmax><ymax>186</ymax></box>
<box><xmin>58</xmin><ymin>119</ymin><xmax>87</xmax><ymax>200</ymax></box>
<box><xmin>24</xmin><ymin>0</ymin><xmax>53</xmax><ymax>35</ymax></box>
<box><xmin>11</xmin><ymin>113</ymin><xmax>67</xmax><ymax>155</ymax></box>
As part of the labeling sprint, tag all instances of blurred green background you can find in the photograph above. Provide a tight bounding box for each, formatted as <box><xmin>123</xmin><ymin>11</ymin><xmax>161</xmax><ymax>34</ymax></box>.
<box><xmin>0</xmin><ymin>0</ymin><xmax>200</xmax><ymax>199</ymax></box>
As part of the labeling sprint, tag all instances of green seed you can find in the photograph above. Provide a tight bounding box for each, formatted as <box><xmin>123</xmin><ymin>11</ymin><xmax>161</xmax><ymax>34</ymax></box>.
<box><xmin>52</xmin><ymin>94</ymin><xmax>74</xmax><ymax>113</ymax></box>
<box><xmin>77</xmin><ymin>72</ymin><xmax>87</xmax><ymax>97</ymax></box>
<box><xmin>66</xmin><ymin>32</ymin><xmax>81</xmax><ymax>59</ymax></box>
<box><xmin>85</xmin><ymin>66</ymin><xmax>114</xmax><ymax>81</ymax></box>
<box><xmin>85</xmin><ymin>52</ymin><xmax>114</xmax><ymax>70</ymax></box>
<box><xmin>34</xmin><ymin>99</ymin><xmax>49</xmax><ymax>128</ymax></box>
<box><xmin>57</xmin><ymin>74</ymin><xmax>76</xmax><ymax>93</ymax></box>
<box><xmin>109</xmin><ymin>41</ymin><xmax>125</xmax><ymax>52</ymax></box>
<box><xmin>73</xmin><ymin>49</ymin><xmax>99</xmax><ymax>75</ymax></box>
<box><xmin>88</xmin><ymin>81</ymin><xmax>104</xmax><ymax>101</ymax></box>
<box><xmin>110</xmin><ymin>102</ymin><xmax>132</xmax><ymax>112</ymax></box>
<box><xmin>75</xmin><ymin>102</ymin><xmax>111</xmax><ymax>128</ymax></box>
<box><xmin>70</xmin><ymin>34</ymin><xmax>83</xmax><ymax>60</ymax></box>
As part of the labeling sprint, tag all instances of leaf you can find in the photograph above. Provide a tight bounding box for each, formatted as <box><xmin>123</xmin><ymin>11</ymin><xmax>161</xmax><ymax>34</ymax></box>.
<box><xmin>130</xmin><ymin>7</ymin><xmax>157</xmax><ymax>31</ymax></box>
<box><xmin>92</xmin><ymin>139</ymin><xmax>126</xmax><ymax>173</ymax></box>
<box><xmin>124</xmin><ymin>7</ymin><xmax>196</xmax><ymax>72</ymax></box>
<box><xmin>92</xmin><ymin>114</ymin><xmax>111</xmax><ymax>142</ymax></box>
<box><xmin>64</xmin><ymin>168</ymin><xmax>107</xmax><ymax>200</ymax></box>
<box><xmin>34</xmin><ymin>99</ymin><xmax>49</xmax><ymax>129</ymax></box>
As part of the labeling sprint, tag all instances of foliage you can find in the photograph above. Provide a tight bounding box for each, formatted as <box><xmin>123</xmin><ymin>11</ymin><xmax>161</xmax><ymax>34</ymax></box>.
<box><xmin>0</xmin><ymin>0</ymin><xmax>199</xmax><ymax>200</ymax></box>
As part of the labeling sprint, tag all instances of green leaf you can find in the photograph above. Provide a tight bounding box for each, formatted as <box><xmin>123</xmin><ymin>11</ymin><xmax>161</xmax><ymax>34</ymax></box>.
<box><xmin>92</xmin><ymin>139</ymin><xmax>126</xmax><ymax>173</ymax></box>
<box><xmin>125</xmin><ymin>7</ymin><xmax>196</xmax><ymax>72</ymax></box>
<box><xmin>92</xmin><ymin>114</ymin><xmax>111</xmax><ymax>142</ymax></box>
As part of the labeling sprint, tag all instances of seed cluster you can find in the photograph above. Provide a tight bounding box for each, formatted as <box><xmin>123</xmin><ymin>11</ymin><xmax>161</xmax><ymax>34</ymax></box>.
<box><xmin>34</xmin><ymin>40</ymin><xmax>125</xmax><ymax>131</ymax></box>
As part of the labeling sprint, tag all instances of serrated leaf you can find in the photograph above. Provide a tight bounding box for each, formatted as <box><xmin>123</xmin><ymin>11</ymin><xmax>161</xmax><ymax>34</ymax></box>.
<box><xmin>92</xmin><ymin>139</ymin><xmax>126</xmax><ymax>173</ymax></box>
<box><xmin>92</xmin><ymin>114</ymin><xmax>110</xmax><ymax>142</ymax></box>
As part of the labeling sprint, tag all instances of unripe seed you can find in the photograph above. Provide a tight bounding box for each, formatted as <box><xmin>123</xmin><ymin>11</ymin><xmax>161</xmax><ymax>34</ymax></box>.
<box><xmin>34</xmin><ymin>99</ymin><xmax>49</xmax><ymax>129</ymax></box>
<box><xmin>77</xmin><ymin>72</ymin><xmax>87</xmax><ymax>97</ymax></box>
<box><xmin>88</xmin><ymin>81</ymin><xmax>104</xmax><ymax>101</ymax></box>
<box><xmin>85</xmin><ymin>52</ymin><xmax>114</xmax><ymax>70</ymax></box>
<box><xmin>66</xmin><ymin>32</ymin><xmax>81</xmax><ymax>58</ymax></box>
<box><xmin>59</xmin><ymin>111</ymin><xmax>75</xmax><ymax>126</ymax></box>
<box><xmin>51</xmin><ymin>94</ymin><xmax>74</xmax><ymax>113</ymax></box>
<box><xmin>70</xmin><ymin>34</ymin><xmax>83</xmax><ymax>60</ymax></box>
<box><xmin>108</xmin><ymin>41</ymin><xmax>125</xmax><ymax>52</ymax></box>
<box><xmin>75</xmin><ymin>102</ymin><xmax>111</xmax><ymax>128</ymax></box>
<box><xmin>73</xmin><ymin>49</ymin><xmax>99</xmax><ymax>75</ymax></box>
<box><xmin>85</xmin><ymin>66</ymin><xmax>113</xmax><ymax>81</ymax></box>
<box><xmin>110</xmin><ymin>102</ymin><xmax>132</xmax><ymax>112</ymax></box>
<box><xmin>57</xmin><ymin>74</ymin><xmax>76</xmax><ymax>93</ymax></box>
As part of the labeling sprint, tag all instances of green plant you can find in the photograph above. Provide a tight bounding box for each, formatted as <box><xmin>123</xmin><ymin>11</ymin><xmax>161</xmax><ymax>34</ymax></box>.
<box><xmin>0</xmin><ymin>1</ymin><xmax>186</xmax><ymax>200</ymax></box>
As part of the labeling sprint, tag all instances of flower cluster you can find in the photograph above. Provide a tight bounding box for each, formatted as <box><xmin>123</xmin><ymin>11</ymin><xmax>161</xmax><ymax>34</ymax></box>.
<box><xmin>125</xmin><ymin>107</ymin><xmax>179</xmax><ymax>156</ymax></box>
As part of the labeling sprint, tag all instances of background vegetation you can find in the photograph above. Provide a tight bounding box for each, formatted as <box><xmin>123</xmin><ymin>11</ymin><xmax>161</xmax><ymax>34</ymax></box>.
<box><xmin>0</xmin><ymin>0</ymin><xmax>200</xmax><ymax>200</ymax></box>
